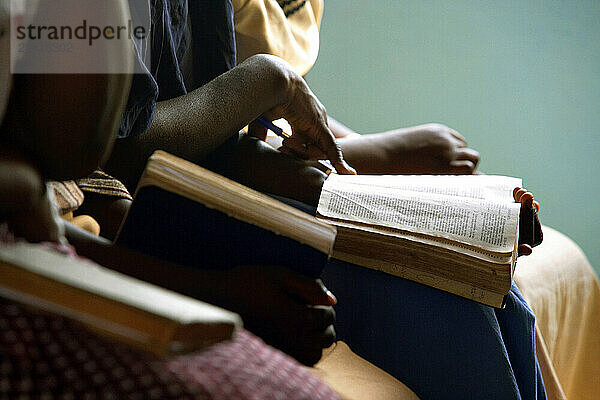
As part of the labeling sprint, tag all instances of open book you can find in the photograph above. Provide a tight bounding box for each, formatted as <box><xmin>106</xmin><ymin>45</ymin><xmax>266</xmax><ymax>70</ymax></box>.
<box><xmin>317</xmin><ymin>174</ymin><xmax>523</xmax><ymax>307</ymax></box>
<box><xmin>0</xmin><ymin>243</ymin><xmax>242</xmax><ymax>356</ymax></box>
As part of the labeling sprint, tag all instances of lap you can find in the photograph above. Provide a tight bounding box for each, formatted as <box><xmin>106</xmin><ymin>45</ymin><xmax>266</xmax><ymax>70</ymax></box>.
<box><xmin>270</xmin><ymin>193</ymin><xmax>546</xmax><ymax>399</ymax></box>
<box><xmin>312</xmin><ymin>341</ymin><xmax>419</xmax><ymax>400</ymax></box>
<box><xmin>322</xmin><ymin>260</ymin><xmax>544</xmax><ymax>400</ymax></box>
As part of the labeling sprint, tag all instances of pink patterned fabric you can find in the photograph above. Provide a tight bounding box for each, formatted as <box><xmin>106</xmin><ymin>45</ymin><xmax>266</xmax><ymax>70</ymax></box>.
<box><xmin>0</xmin><ymin>301</ymin><xmax>340</xmax><ymax>399</ymax></box>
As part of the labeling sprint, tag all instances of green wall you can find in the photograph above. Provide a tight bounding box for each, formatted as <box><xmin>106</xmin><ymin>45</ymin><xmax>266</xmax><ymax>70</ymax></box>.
<box><xmin>307</xmin><ymin>0</ymin><xmax>600</xmax><ymax>273</ymax></box>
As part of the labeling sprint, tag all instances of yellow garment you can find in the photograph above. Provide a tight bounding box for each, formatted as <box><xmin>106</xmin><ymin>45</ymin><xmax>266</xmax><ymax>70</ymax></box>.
<box><xmin>233</xmin><ymin>0</ymin><xmax>323</xmax><ymax>75</ymax></box>
<box><xmin>312</xmin><ymin>341</ymin><xmax>420</xmax><ymax>400</ymax></box>
<box><xmin>70</xmin><ymin>215</ymin><xmax>101</xmax><ymax>236</ymax></box>
<box><xmin>515</xmin><ymin>226</ymin><xmax>600</xmax><ymax>400</ymax></box>
<box><xmin>61</xmin><ymin>212</ymin><xmax>101</xmax><ymax>236</ymax></box>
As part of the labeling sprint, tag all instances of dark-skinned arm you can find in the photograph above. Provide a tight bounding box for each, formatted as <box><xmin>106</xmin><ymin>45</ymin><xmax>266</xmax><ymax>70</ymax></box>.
<box><xmin>105</xmin><ymin>54</ymin><xmax>353</xmax><ymax>190</ymax></box>
<box><xmin>105</xmin><ymin>54</ymin><xmax>291</xmax><ymax>188</ymax></box>
<box><xmin>228</xmin><ymin>135</ymin><xmax>327</xmax><ymax>206</ymax></box>
<box><xmin>65</xmin><ymin>221</ymin><xmax>221</xmax><ymax>299</ymax></box>
<box><xmin>327</xmin><ymin>116</ymin><xmax>481</xmax><ymax>175</ymax></box>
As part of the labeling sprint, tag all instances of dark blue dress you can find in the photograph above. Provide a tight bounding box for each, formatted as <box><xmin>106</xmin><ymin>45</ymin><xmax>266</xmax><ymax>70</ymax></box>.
<box><xmin>120</xmin><ymin>2</ymin><xmax>547</xmax><ymax>398</ymax></box>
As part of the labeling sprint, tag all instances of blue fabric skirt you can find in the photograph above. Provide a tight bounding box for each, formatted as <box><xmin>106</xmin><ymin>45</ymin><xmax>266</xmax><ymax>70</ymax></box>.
<box><xmin>322</xmin><ymin>260</ymin><xmax>546</xmax><ymax>400</ymax></box>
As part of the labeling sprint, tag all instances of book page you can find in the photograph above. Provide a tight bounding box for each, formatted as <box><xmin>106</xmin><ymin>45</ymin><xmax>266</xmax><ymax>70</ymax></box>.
<box><xmin>318</xmin><ymin>175</ymin><xmax>521</xmax><ymax>253</ymax></box>
<box><xmin>326</xmin><ymin>174</ymin><xmax>522</xmax><ymax>202</ymax></box>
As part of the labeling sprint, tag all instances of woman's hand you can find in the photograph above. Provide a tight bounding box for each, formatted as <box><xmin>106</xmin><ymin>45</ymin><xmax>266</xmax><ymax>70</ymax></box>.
<box><xmin>208</xmin><ymin>265</ymin><xmax>337</xmax><ymax>366</ymax></box>
<box><xmin>248</xmin><ymin>56</ymin><xmax>355</xmax><ymax>175</ymax></box>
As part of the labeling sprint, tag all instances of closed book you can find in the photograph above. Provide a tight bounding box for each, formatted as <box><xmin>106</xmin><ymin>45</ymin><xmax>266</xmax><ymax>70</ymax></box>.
<box><xmin>116</xmin><ymin>151</ymin><xmax>337</xmax><ymax>278</ymax></box>
<box><xmin>0</xmin><ymin>243</ymin><xmax>242</xmax><ymax>355</ymax></box>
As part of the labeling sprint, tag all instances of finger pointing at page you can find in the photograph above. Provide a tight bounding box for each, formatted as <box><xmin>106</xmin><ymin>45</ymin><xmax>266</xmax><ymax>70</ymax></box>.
<box><xmin>257</xmin><ymin>56</ymin><xmax>356</xmax><ymax>175</ymax></box>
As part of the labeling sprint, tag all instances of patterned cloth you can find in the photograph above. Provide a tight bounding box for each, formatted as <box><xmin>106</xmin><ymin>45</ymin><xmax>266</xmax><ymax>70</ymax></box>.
<box><xmin>0</xmin><ymin>301</ymin><xmax>340</xmax><ymax>399</ymax></box>
<box><xmin>76</xmin><ymin>170</ymin><xmax>133</xmax><ymax>201</ymax></box>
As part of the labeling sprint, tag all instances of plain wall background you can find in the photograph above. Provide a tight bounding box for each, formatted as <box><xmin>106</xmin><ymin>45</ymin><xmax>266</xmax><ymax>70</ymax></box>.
<box><xmin>307</xmin><ymin>0</ymin><xmax>600</xmax><ymax>274</ymax></box>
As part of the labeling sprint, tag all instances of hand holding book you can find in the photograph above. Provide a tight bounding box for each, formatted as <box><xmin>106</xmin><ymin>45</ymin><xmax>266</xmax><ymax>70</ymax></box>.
<box><xmin>203</xmin><ymin>265</ymin><xmax>337</xmax><ymax>366</ymax></box>
<box><xmin>317</xmin><ymin>174</ymin><xmax>543</xmax><ymax>307</ymax></box>
<box><xmin>117</xmin><ymin>151</ymin><xmax>341</xmax><ymax>364</ymax></box>
<box><xmin>515</xmin><ymin>187</ymin><xmax>543</xmax><ymax>257</ymax></box>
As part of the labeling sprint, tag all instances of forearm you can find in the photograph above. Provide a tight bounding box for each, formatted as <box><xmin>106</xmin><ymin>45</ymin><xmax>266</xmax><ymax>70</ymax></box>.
<box><xmin>336</xmin><ymin>133</ymin><xmax>390</xmax><ymax>174</ymax></box>
<box><xmin>327</xmin><ymin>117</ymin><xmax>389</xmax><ymax>173</ymax></box>
<box><xmin>228</xmin><ymin>136</ymin><xmax>327</xmax><ymax>206</ymax></box>
<box><xmin>327</xmin><ymin>116</ymin><xmax>403</xmax><ymax>174</ymax></box>
<box><xmin>106</xmin><ymin>54</ymin><xmax>296</xmax><ymax>188</ymax></box>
